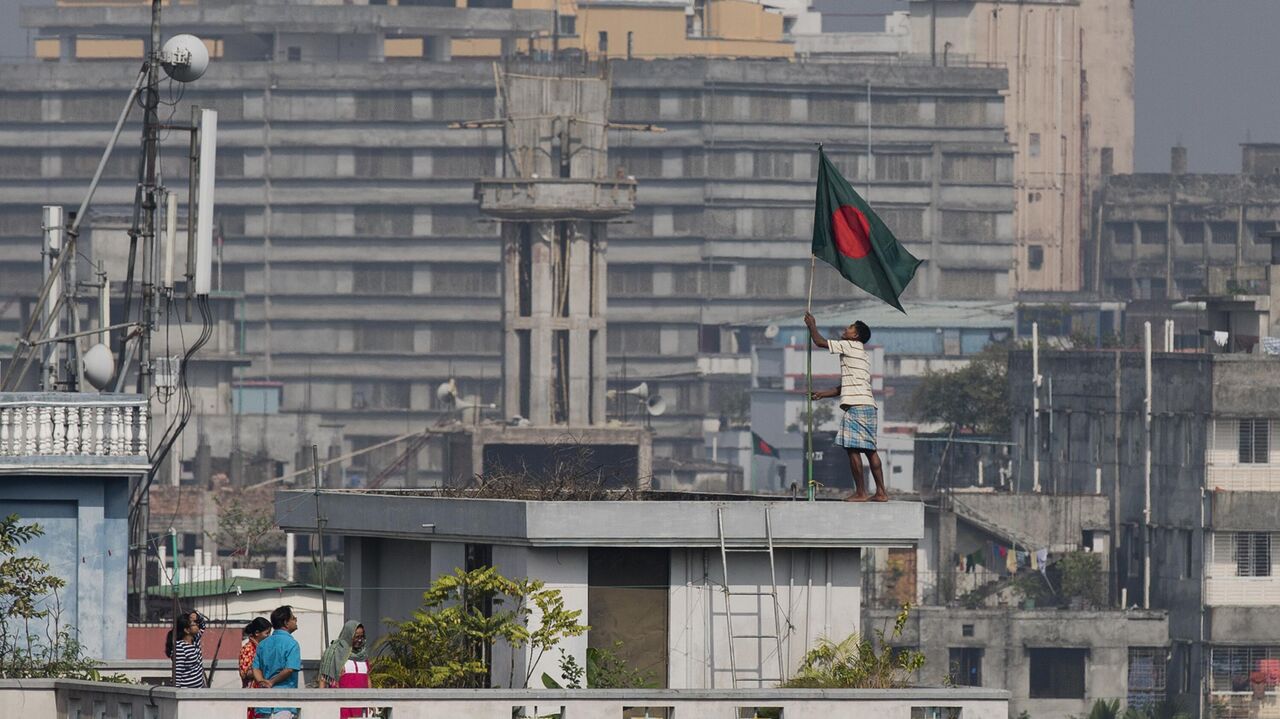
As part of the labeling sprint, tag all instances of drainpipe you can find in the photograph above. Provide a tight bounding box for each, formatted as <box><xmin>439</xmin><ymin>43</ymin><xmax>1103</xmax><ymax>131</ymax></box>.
<box><xmin>1143</xmin><ymin>321</ymin><xmax>1152</xmax><ymax>609</ymax></box>
<box><xmin>1032</xmin><ymin>322</ymin><xmax>1041</xmax><ymax>492</ymax></box>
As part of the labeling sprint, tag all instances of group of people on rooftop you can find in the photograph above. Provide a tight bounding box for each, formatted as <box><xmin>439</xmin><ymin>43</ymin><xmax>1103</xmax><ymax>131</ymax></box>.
<box><xmin>165</xmin><ymin>605</ymin><xmax>369</xmax><ymax>719</ymax></box>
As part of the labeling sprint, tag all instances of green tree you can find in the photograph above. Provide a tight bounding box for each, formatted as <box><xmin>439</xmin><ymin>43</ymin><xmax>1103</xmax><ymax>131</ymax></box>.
<box><xmin>782</xmin><ymin>604</ymin><xmax>925</xmax><ymax>689</ymax></box>
<box><xmin>0</xmin><ymin>514</ymin><xmax>126</xmax><ymax>681</ymax></box>
<box><xmin>371</xmin><ymin>567</ymin><xmax>588</xmax><ymax>689</ymax></box>
<box><xmin>909</xmin><ymin>345</ymin><xmax>1011</xmax><ymax>437</ymax></box>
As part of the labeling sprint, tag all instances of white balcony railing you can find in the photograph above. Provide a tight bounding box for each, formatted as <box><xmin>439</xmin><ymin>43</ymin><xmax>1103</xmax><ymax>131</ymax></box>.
<box><xmin>1205</xmin><ymin>576</ymin><xmax>1280</xmax><ymax>606</ymax></box>
<box><xmin>1208</xmin><ymin>463</ymin><xmax>1280</xmax><ymax>492</ymax></box>
<box><xmin>0</xmin><ymin>392</ymin><xmax>149</xmax><ymax>469</ymax></box>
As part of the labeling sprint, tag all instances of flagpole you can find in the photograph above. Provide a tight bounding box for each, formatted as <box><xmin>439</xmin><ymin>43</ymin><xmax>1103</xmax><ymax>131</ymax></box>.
<box><xmin>806</xmin><ymin>254</ymin><xmax>816</xmax><ymax>502</ymax></box>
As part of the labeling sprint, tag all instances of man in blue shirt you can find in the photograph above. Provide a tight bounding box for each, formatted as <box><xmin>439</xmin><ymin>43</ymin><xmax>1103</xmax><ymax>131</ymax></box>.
<box><xmin>252</xmin><ymin>605</ymin><xmax>302</xmax><ymax>719</ymax></box>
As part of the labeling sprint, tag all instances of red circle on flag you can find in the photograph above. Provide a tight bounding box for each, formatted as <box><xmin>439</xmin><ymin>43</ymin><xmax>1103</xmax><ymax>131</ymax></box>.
<box><xmin>831</xmin><ymin>205</ymin><xmax>872</xmax><ymax>259</ymax></box>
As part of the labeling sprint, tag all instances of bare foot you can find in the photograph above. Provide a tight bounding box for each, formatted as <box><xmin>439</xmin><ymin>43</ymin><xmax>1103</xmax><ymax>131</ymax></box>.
<box><xmin>870</xmin><ymin>492</ymin><xmax>889</xmax><ymax>502</ymax></box>
<box><xmin>845</xmin><ymin>493</ymin><xmax>871</xmax><ymax>502</ymax></box>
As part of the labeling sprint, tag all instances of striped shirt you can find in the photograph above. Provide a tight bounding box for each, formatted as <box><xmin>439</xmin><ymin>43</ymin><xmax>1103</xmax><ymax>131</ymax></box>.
<box><xmin>173</xmin><ymin>635</ymin><xmax>206</xmax><ymax>688</ymax></box>
<box><xmin>827</xmin><ymin>339</ymin><xmax>875</xmax><ymax>407</ymax></box>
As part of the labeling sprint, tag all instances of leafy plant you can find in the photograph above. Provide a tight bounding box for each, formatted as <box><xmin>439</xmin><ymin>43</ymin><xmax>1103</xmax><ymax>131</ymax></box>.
<box><xmin>1058</xmin><ymin>552</ymin><xmax>1106</xmax><ymax>608</ymax></box>
<box><xmin>541</xmin><ymin>642</ymin><xmax>655</xmax><ymax>689</ymax></box>
<box><xmin>1077</xmin><ymin>698</ymin><xmax>1121</xmax><ymax>719</ymax></box>
<box><xmin>1123</xmin><ymin>699</ymin><xmax>1192</xmax><ymax>719</ymax></box>
<box><xmin>587</xmin><ymin>642</ymin><xmax>656</xmax><ymax>688</ymax></box>
<box><xmin>371</xmin><ymin>566</ymin><xmax>588</xmax><ymax>689</ymax></box>
<box><xmin>0</xmin><ymin>514</ymin><xmax>128</xmax><ymax>681</ymax></box>
<box><xmin>782</xmin><ymin>604</ymin><xmax>925</xmax><ymax>688</ymax></box>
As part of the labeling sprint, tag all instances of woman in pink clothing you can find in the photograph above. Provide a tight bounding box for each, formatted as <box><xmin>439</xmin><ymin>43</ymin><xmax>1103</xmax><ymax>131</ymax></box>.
<box><xmin>316</xmin><ymin>621</ymin><xmax>370</xmax><ymax>718</ymax></box>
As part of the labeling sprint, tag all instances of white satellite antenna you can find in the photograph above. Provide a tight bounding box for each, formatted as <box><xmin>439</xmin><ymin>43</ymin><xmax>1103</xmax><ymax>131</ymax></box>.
<box><xmin>764</xmin><ymin>323</ymin><xmax>780</xmax><ymax>339</ymax></box>
<box><xmin>82</xmin><ymin>343</ymin><xmax>114</xmax><ymax>391</ymax></box>
<box><xmin>160</xmin><ymin>34</ymin><xmax>210</xmax><ymax>83</ymax></box>
<box><xmin>436</xmin><ymin>378</ymin><xmax>459</xmax><ymax>404</ymax></box>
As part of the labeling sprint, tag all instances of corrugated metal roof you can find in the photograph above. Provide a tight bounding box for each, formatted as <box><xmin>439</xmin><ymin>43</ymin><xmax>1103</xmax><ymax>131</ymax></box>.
<box><xmin>144</xmin><ymin>577</ymin><xmax>342</xmax><ymax>598</ymax></box>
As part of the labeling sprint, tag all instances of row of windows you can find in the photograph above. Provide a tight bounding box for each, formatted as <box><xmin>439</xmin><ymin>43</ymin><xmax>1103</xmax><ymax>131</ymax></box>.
<box><xmin>0</xmin><ymin>91</ymin><xmax>1001</xmax><ymax>129</ymax></box>
<box><xmin>1106</xmin><ymin>220</ymin><xmax>1280</xmax><ymax>246</ymax></box>
<box><xmin>609</xmin><ymin>148</ymin><xmax>1011</xmax><ymax>184</ymax></box>
<box><xmin>617</xmin><ymin>92</ymin><xmax>1002</xmax><ymax>129</ymax></box>
<box><xmin>945</xmin><ymin>645</ymin><xmax>1165</xmax><ymax>703</ymax></box>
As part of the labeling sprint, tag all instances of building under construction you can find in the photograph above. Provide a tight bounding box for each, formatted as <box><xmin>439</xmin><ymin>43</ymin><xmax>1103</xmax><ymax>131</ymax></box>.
<box><xmin>445</xmin><ymin>61</ymin><xmax>651</xmax><ymax>486</ymax></box>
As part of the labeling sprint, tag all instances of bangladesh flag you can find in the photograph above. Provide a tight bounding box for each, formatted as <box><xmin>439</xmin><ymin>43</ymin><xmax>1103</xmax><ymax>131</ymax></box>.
<box><xmin>812</xmin><ymin>148</ymin><xmax>921</xmax><ymax>312</ymax></box>
<box><xmin>752</xmin><ymin>432</ymin><xmax>780</xmax><ymax>458</ymax></box>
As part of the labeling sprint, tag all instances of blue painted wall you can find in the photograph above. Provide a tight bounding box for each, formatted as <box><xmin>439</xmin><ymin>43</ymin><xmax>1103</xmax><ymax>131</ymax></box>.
<box><xmin>0</xmin><ymin>476</ymin><xmax>129</xmax><ymax>660</ymax></box>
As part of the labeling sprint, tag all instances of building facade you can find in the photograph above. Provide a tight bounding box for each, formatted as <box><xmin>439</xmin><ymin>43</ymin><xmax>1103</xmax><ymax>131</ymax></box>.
<box><xmin>1</xmin><ymin>3</ymin><xmax>1017</xmax><ymax>476</ymax></box>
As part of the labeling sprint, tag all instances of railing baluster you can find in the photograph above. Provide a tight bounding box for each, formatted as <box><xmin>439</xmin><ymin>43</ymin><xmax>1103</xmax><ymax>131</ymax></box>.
<box><xmin>0</xmin><ymin>407</ymin><xmax>9</xmax><ymax>456</ymax></box>
<box><xmin>65</xmin><ymin>406</ymin><xmax>80</xmax><ymax>455</ymax></box>
<box><xmin>109</xmin><ymin>407</ymin><xmax>122</xmax><ymax>456</ymax></box>
<box><xmin>94</xmin><ymin>407</ymin><xmax>105</xmax><ymax>456</ymax></box>
<box><xmin>135</xmin><ymin>405</ymin><xmax>148</xmax><ymax>457</ymax></box>
<box><xmin>25</xmin><ymin>406</ymin><xmax>38</xmax><ymax>455</ymax></box>
<box><xmin>52</xmin><ymin>406</ymin><xmax>66</xmax><ymax>455</ymax></box>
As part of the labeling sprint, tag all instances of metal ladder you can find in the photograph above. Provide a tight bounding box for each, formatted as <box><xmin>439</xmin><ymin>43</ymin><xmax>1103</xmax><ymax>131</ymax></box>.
<box><xmin>717</xmin><ymin>504</ymin><xmax>787</xmax><ymax>688</ymax></box>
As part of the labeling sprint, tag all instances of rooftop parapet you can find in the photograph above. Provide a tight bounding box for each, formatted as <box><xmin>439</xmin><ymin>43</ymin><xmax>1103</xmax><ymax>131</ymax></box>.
<box><xmin>0</xmin><ymin>392</ymin><xmax>149</xmax><ymax>475</ymax></box>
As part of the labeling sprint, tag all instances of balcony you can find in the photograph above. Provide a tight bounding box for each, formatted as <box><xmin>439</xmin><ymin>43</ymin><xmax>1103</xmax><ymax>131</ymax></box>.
<box><xmin>1208</xmin><ymin>463</ymin><xmax>1280</xmax><ymax>492</ymax></box>
<box><xmin>0</xmin><ymin>679</ymin><xmax>1011</xmax><ymax>719</ymax></box>
<box><xmin>1210</xmin><ymin>692</ymin><xmax>1280</xmax><ymax>719</ymax></box>
<box><xmin>475</xmin><ymin>177</ymin><xmax>637</xmax><ymax>220</ymax></box>
<box><xmin>0</xmin><ymin>392</ymin><xmax>149</xmax><ymax>475</ymax></box>
<box><xmin>1206</xmin><ymin>577</ymin><xmax>1280</xmax><ymax>607</ymax></box>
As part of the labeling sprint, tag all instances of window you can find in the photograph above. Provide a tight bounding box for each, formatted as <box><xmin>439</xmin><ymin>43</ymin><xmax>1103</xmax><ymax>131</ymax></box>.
<box><xmin>352</xmin><ymin>264</ymin><xmax>412</xmax><ymax>294</ymax></box>
<box><xmin>598</xmin><ymin>31</ymin><xmax>608</xmax><ymax>53</ymax></box>
<box><xmin>875</xmin><ymin>154</ymin><xmax>926</xmax><ymax>182</ymax></box>
<box><xmin>1107</xmin><ymin>222</ymin><xmax>1135</xmax><ymax>245</ymax></box>
<box><xmin>1028</xmin><ymin>648</ymin><xmax>1087</xmax><ymax>698</ymax></box>
<box><xmin>1029</xmin><ymin>132</ymin><xmax>1041</xmax><ymax>158</ymax></box>
<box><xmin>1128</xmin><ymin>648</ymin><xmax>1167</xmax><ymax>711</ymax></box>
<box><xmin>1234</xmin><ymin>532</ymin><xmax>1271</xmax><ymax>577</ymax></box>
<box><xmin>430</xmin><ymin>324</ymin><xmax>500</xmax><ymax>354</ymax></box>
<box><xmin>1028</xmin><ymin>244</ymin><xmax>1044</xmax><ymax>271</ymax></box>
<box><xmin>608</xmin><ymin>325</ymin><xmax>660</xmax><ymax>355</ymax></box>
<box><xmin>626</xmin><ymin>31</ymin><xmax>634</xmax><ymax>59</ymax></box>
<box><xmin>745</xmin><ymin>265</ymin><xmax>790</xmax><ymax>298</ymax></box>
<box><xmin>1238</xmin><ymin>419</ymin><xmax>1270</xmax><ymax>464</ymax></box>
<box><xmin>354</xmin><ymin>207</ymin><xmax>412</xmax><ymax>236</ymax></box>
<box><xmin>351</xmin><ymin>381</ymin><xmax>411</xmax><ymax>410</ymax></box>
<box><xmin>942</xmin><ymin>210</ymin><xmax>996</xmax><ymax>239</ymax></box>
<box><xmin>1185</xmin><ymin>530</ymin><xmax>1195</xmax><ymax>579</ymax></box>
<box><xmin>962</xmin><ymin>624</ymin><xmax>975</xmax><ymax>638</ymax></box>
<box><xmin>608</xmin><ymin>266</ymin><xmax>654</xmax><ymax>297</ymax></box>
<box><xmin>1177</xmin><ymin>222</ymin><xmax>1205</xmax><ymax>244</ymax></box>
<box><xmin>1139</xmin><ymin>221</ymin><xmax>1168</xmax><ymax>245</ymax></box>
<box><xmin>949</xmin><ymin>647</ymin><xmax>982</xmax><ymax>687</ymax></box>
<box><xmin>1209</xmin><ymin>647</ymin><xmax>1280</xmax><ymax>694</ymax></box>
<box><xmin>558</xmin><ymin>14</ymin><xmax>576</xmax><ymax>35</ymax></box>
<box><xmin>1209</xmin><ymin>221</ymin><xmax>1237</xmax><ymax>245</ymax></box>
<box><xmin>354</xmin><ymin>323</ymin><xmax>414</xmax><ymax>353</ymax></box>
<box><xmin>432</xmin><ymin>266</ymin><xmax>497</xmax><ymax>295</ymax></box>
<box><xmin>286</xmin><ymin>46</ymin><xmax>302</xmax><ymax>62</ymax></box>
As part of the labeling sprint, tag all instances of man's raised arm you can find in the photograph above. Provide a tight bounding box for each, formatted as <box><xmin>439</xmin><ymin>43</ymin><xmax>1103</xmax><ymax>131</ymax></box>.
<box><xmin>803</xmin><ymin>312</ymin><xmax>829</xmax><ymax>349</ymax></box>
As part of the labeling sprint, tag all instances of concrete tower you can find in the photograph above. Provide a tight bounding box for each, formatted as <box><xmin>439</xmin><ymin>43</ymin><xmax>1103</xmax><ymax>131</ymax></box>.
<box><xmin>476</xmin><ymin>62</ymin><xmax>634</xmax><ymax>426</ymax></box>
<box><xmin>448</xmin><ymin>61</ymin><xmax>650</xmax><ymax>485</ymax></box>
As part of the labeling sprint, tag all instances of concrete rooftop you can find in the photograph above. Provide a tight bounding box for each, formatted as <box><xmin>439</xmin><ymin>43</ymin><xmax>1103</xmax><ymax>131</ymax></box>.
<box><xmin>275</xmin><ymin>491</ymin><xmax>923</xmax><ymax>547</ymax></box>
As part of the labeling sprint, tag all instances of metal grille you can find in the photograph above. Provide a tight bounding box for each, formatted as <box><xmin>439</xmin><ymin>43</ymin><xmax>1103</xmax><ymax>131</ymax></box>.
<box><xmin>1238</xmin><ymin>419</ymin><xmax>1270</xmax><ymax>464</ymax></box>
<box><xmin>1210</xmin><ymin>646</ymin><xmax>1280</xmax><ymax>692</ymax></box>
<box><xmin>1128</xmin><ymin>648</ymin><xmax>1167</xmax><ymax>710</ymax></box>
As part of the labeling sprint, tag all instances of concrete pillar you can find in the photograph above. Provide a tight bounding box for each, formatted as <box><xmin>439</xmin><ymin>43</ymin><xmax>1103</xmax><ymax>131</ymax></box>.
<box><xmin>567</xmin><ymin>221</ymin><xmax>592</xmax><ymax>426</ymax></box>
<box><xmin>591</xmin><ymin>225</ymin><xmax>609</xmax><ymax>426</ymax></box>
<box><xmin>528</xmin><ymin>221</ymin><xmax>555</xmax><ymax>424</ymax></box>
<box><xmin>1171</xmin><ymin>145</ymin><xmax>1187</xmax><ymax>175</ymax></box>
<box><xmin>937</xmin><ymin>508</ymin><xmax>957</xmax><ymax>602</ymax></box>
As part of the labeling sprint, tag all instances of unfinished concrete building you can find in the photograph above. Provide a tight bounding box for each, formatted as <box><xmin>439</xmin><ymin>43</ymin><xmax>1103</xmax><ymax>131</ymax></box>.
<box><xmin>445</xmin><ymin>61</ymin><xmax>650</xmax><ymax>485</ymax></box>
<box><xmin>0</xmin><ymin>2</ymin><xmax>1016</xmax><ymax>484</ymax></box>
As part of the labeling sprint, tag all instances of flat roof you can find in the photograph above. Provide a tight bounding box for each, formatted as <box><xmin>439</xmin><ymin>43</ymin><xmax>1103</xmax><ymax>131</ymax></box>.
<box><xmin>144</xmin><ymin>577</ymin><xmax>342</xmax><ymax>599</ymax></box>
<box><xmin>743</xmin><ymin>299</ymin><xmax>1016</xmax><ymax>331</ymax></box>
<box><xmin>276</xmin><ymin>491</ymin><xmax>922</xmax><ymax>548</ymax></box>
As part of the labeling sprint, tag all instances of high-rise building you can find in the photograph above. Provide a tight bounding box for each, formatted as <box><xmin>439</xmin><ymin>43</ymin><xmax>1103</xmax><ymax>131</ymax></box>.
<box><xmin>907</xmin><ymin>0</ymin><xmax>1136</xmax><ymax>293</ymax></box>
<box><xmin>0</xmin><ymin>1</ymin><xmax>1016</xmax><ymax>482</ymax></box>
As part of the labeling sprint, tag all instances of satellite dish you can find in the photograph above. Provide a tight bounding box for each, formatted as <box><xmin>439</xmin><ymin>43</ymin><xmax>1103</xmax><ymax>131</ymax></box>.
<box><xmin>83</xmin><ymin>343</ymin><xmax>114</xmax><ymax>390</ymax></box>
<box><xmin>160</xmin><ymin>34</ymin><xmax>210</xmax><ymax>83</ymax></box>
<box><xmin>436</xmin><ymin>379</ymin><xmax>458</xmax><ymax>403</ymax></box>
<box><xmin>646</xmin><ymin>395</ymin><xmax>667</xmax><ymax>417</ymax></box>
<box><xmin>764</xmin><ymin>323</ymin><xmax>780</xmax><ymax>339</ymax></box>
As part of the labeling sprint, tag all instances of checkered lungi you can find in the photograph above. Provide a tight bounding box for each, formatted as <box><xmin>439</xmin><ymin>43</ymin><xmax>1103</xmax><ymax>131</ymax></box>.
<box><xmin>835</xmin><ymin>405</ymin><xmax>878</xmax><ymax>450</ymax></box>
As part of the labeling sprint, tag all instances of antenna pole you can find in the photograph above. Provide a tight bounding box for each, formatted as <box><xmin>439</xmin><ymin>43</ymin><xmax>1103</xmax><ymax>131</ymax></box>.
<box><xmin>135</xmin><ymin>0</ymin><xmax>164</xmax><ymax>398</ymax></box>
<box><xmin>312</xmin><ymin>445</ymin><xmax>331</xmax><ymax>648</ymax></box>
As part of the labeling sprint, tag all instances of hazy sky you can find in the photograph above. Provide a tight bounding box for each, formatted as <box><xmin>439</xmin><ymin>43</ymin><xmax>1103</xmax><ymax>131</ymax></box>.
<box><xmin>1</xmin><ymin>0</ymin><xmax>1275</xmax><ymax>173</ymax></box>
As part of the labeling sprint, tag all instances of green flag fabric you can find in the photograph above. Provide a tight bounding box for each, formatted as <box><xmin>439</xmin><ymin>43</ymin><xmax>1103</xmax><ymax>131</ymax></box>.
<box><xmin>811</xmin><ymin>148</ymin><xmax>922</xmax><ymax>312</ymax></box>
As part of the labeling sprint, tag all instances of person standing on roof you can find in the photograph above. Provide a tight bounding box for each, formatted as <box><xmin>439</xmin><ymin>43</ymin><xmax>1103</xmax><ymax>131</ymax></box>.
<box><xmin>804</xmin><ymin>311</ymin><xmax>888</xmax><ymax>502</ymax></box>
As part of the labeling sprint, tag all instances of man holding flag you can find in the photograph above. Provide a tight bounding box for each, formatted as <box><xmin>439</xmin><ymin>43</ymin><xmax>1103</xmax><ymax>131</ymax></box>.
<box><xmin>800</xmin><ymin>147</ymin><xmax>920</xmax><ymax>501</ymax></box>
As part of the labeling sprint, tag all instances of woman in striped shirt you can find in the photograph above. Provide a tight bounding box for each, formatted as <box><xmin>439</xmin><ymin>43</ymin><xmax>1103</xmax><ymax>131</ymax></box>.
<box><xmin>167</xmin><ymin>612</ymin><xmax>207</xmax><ymax>688</ymax></box>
